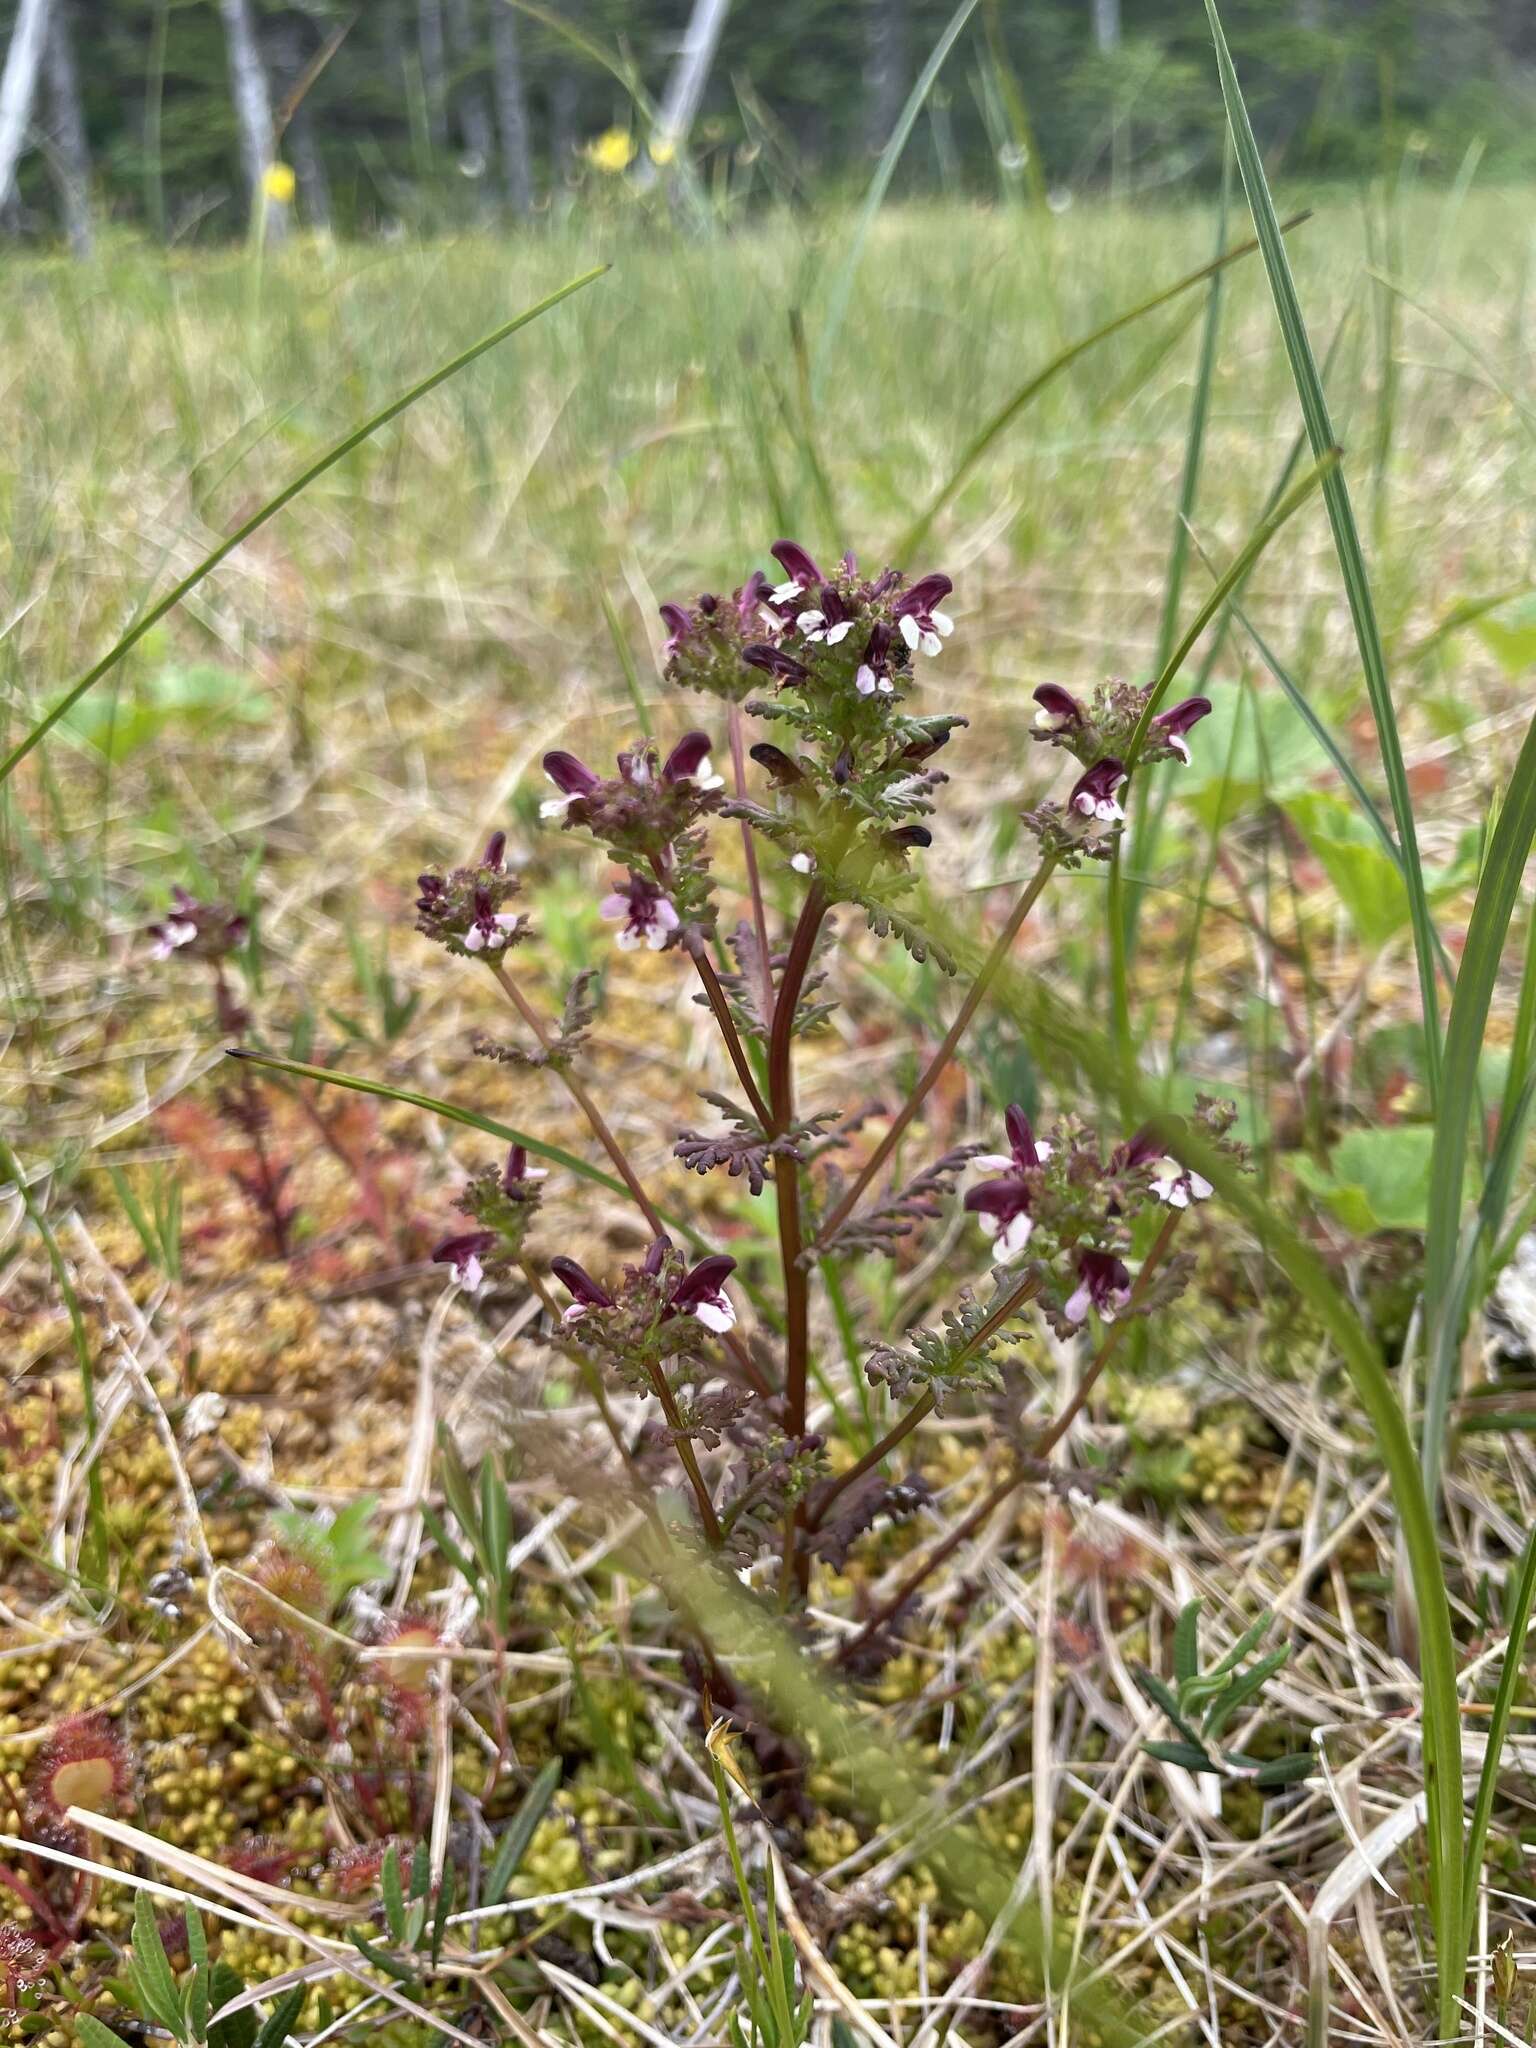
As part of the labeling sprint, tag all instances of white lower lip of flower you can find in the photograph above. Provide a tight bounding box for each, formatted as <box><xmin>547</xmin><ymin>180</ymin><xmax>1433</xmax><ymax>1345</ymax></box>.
<box><xmin>540</xmin><ymin>795</ymin><xmax>572</xmax><ymax>818</ymax></box>
<box><xmin>855</xmin><ymin>664</ymin><xmax>877</xmax><ymax>695</ymax></box>
<box><xmin>1189</xmin><ymin>1172</ymin><xmax>1213</xmax><ymax>1200</ymax></box>
<box><xmin>797</xmin><ymin>610</ymin><xmax>825</xmax><ymax>633</ymax></box>
<box><xmin>464</xmin><ymin>927</ymin><xmax>486</xmax><ymax>951</ymax></box>
<box><xmin>561</xmin><ymin>1304</ymin><xmax>587</xmax><ymax>1323</ymax></box>
<box><xmin>771</xmin><ymin>580</ymin><xmax>801</xmax><ymax>604</ymax></box>
<box><xmin>1168</xmin><ymin>736</ymin><xmax>1191</xmax><ymax>763</ymax></box>
<box><xmin>973</xmin><ymin>1153</ymin><xmax>1014</xmax><ymax>1172</ymax></box>
<box><xmin>976</xmin><ymin>1211</ymin><xmax>1001</xmax><ymax>1237</ymax></box>
<box><xmin>824</xmin><ymin>620</ymin><xmax>853</xmax><ymax>644</ymax></box>
<box><xmin>790</xmin><ymin>852</ymin><xmax>814</xmax><ymax>873</ymax></box>
<box><xmin>1064</xmin><ymin>1284</ymin><xmax>1092</xmax><ymax>1324</ymax></box>
<box><xmin>899</xmin><ymin>615</ymin><xmax>920</xmax><ymax>651</ymax></box>
<box><xmin>461</xmin><ymin>1255</ymin><xmax>484</xmax><ymax>1291</ymax></box>
<box><xmin>931</xmin><ymin>611</ymin><xmax>953</xmax><ymax>637</ymax></box>
<box><xmin>693</xmin><ymin>1294</ymin><xmax>736</xmax><ymax>1333</ymax></box>
<box><xmin>994</xmin><ymin>1213</ymin><xmax>1033</xmax><ymax>1259</ymax></box>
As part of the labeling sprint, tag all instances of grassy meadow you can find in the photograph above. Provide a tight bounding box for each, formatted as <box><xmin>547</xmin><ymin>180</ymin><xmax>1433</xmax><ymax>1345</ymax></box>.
<box><xmin>4</xmin><ymin>181</ymin><xmax>1536</xmax><ymax>2046</ymax></box>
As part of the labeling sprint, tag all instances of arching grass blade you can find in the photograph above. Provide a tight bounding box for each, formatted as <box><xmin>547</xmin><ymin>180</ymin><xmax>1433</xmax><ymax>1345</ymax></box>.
<box><xmin>1201</xmin><ymin>0</ymin><xmax>1442</xmax><ymax>1109</ymax></box>
<box><xmin>1</xmin><ymin>266</ymin><xmax>608</xmax><ymax>787</ymax></box>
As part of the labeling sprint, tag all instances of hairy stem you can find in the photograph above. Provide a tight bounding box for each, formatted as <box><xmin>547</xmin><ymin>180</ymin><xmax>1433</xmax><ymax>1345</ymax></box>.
<box><xmin>691</xmin><ymin>947</ymin><xmax>773</xmax><ymax>1127</ymax></box>
<box><xmin>767</xmin><ymin>885</ymin><xmax>829</xmax><ymax>1598</ymax></box>
<box><xmin>808</xmin><ymin>1391</ymin><xmax>935</xmax><ymax>1528</ymax></box>
<box><xmin>809</xmin><ymin>1268</ymin><xmax>1042</xmax><ymax>1530</ymax></box>
<box><xmin>770</xmin><ymin>887</ymin><xmax>828</xmax><ymax>1434</ymax></box>
<box><xmin>815</xmin><ymin>857</ymin><xmax>1057</xmax><ymax>1249</ymax></box>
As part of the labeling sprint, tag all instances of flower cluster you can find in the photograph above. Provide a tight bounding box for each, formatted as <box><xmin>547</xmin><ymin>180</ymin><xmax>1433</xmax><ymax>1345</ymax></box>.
<box><xmin>147</xmin><ymin>885</ymin><xmax>247</xmax><ymax>962</ymax></box>
<box><xmin>542</xmin><ymin>731</ymin><xmax>724</xmax><ymax>951</ymax></box>
<box><xmin>963</xmin><ymin>1103</ymin><xmax>1227</xmax><ymax>1331</ymax></box>
<box><xmin>662</xmin><ymin>542</ymin><xmax>969</xmax><ymax>904</ymax></box>
<box><xmin>433</xmin><ymin>1143</ymin><xmax>548</xmax><ymax>1293</ymax></box>
<box><xmin>414</xmin><ymin>832</ymin><xmax>527</xmax><ymax>958</ymax></box>
<box><xmin>1023</xmin><ymin>680</ymin><xmax>1212</xmax><ymax>862</ymax></box>
<box><xmin>549</xmin><ymin>1237</ymin><xmax>739</xmax><ymax>1401</ymax></box>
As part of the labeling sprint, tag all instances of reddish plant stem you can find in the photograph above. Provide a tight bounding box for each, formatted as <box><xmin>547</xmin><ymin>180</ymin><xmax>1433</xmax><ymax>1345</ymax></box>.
<box><xmin>808</xmin><ymin>1391</ymin><xmax>935</xmax><ymax>1527</ymax></box>
<box><xmin>769</xmin><ymin>886</ymin><xmax>828</xmax><ymax>1439</ymax></box>
<box><xmin>691</xmin><ymin>948</ymin><xmax>772</xmax><ymax>1127</ymax></box>
<box><xmin>837</xmin><ymin>1232</ymin><xmax>1179</xmax><ymax>1665</ymax></box>
<box><xmin>814</xmin><ymin>857</ymin><xmax>1058</xmax><ymax>1250</ymax></box>
<box><xmin>808</xmin><ymin>1269</ymin><xmax>1042</xmax><ymax>1530</ymax></box>
<box><xmin>836</xmin><ymin>1465</ymin><xmax>1021</xmax><ymax>1669</ymax></box>
<box><xmin>767</xmin><ymin>884</ymin><xmax>828</xmax><ymax>1598</ymax></box>
<box><xmin>727</xmin><ymin>702</ymin><xmax>776</xmax><ymax>1028</ymax></box>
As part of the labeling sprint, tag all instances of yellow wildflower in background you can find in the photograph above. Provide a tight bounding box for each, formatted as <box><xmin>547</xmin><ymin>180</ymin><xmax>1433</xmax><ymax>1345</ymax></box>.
<box><xmin>262</xmin><ymin>161</ymin><xmax>297</xmax><ymax>204</ymax></box>
<box><xmin>587</xmin><ymin>128</ymin><xmax>636</xmax><ymax>174</ymax></box>
<box><xmin>647</xmin><ymin>135</ymin><xmax>676</xmax><ymax>166</ymax></box>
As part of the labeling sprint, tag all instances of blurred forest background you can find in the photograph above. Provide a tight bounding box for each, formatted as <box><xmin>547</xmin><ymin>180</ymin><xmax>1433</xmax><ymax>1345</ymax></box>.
<box><xmin>1</xmin><ymin>0</ymin><xmax>1535</xmax><ymax>253</ymax></box>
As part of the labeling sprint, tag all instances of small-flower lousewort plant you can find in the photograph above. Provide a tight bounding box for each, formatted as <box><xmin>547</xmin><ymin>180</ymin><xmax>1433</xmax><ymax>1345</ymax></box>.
<box><xmin>416</xmin><ymin>543</ymin><xmax>1240</xmax><ymax>1626</ymax></box>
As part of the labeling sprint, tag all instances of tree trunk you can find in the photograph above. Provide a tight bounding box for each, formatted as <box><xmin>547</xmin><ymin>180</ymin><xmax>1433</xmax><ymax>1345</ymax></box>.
<box><xmin>863</xmin><ymin>0</ymin><xmax>907</xmax><ymax>154</ymax></box>
<box><xmin>0</xmin><ymin>0</ymin><xmax>52</xmax><ymax>214</ymax></box>
<box><xmin>419</xmin><ymin>0</ymin><xmax>448</xmax><ymax>149</ymax></box>
<box><xmin>217</xmin><ymin>0</ymin><xmax>286</xmax><ymax>239</ymax></box>
<box><xmin>43</xmin><ymin>0</ymin><xmax>89</xmax><ymax>255</ymax></box>
<box><xmin>549</xmin><ymin>66</ymin><xmax>578</xmax><ymax>182</ymax></box>
<box><xmin>489</xmin><ymin>0</ymin><xmax>532</xmax><ymax>215</ymax></box>
<box><xmin>269</xmin><ymin>20</ymin><xmax>331</xmax><ymax>231</ymax></box>
<box><xmin>1092</xmin><ymin>0</ymin><xmax>1121</xmax><ymax>54</ymax></box>
<box><xmin>445</xmin><ymin>0</ymin><xmax>496</xmax><ymax>207</ymax></box>
<box><xmin>634</xmin><ymin>0</ymin><xmax>730</xmax><ymax>187</ymax></box>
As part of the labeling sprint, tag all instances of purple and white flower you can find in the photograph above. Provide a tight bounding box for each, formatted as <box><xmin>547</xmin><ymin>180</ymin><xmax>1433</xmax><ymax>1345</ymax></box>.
<box><xmin>149</xmin><ymin>916</ymin><xmax>198</xmax><ymax>960</ymax></box>
<box><xmin>965</xmin><ymin>1105</ymin><xmax>1053</xmax><ymax>1261</ymax></box>
<box><xmin>1032</xmin><ymin>684</ymin><xmax>1086</xmax><ymax>736</ymax></box>
<box><xmin>767</xmin><ymin>539</ymin><xmax>824</xmax><ymax>606</ymax></box>
<box><xmin>1151</xmin><ymin>1163</ymin><xmax>1213</xmax><ymax>1208</ymax></box>
<box><xmin>893</xmin><ymin>574</ymin><xmax>955</xmax><ymax>657</ymax></box>
<box><xmin>1149</xmin><ymin>695</ymin><xmax>1213</xmax><ymax>765</ymax></box>
<box><xmin>541</xmin><ymin>750</ymin><xmax>603</xmax><ymax>820</ymax></box>
<box><xmin>601</xmin><ymin>873</ymin><xmax>681</xmax><ymax>952</ymax></box>
<box><xmin>146</xmin><ymin>887</ymin><xmax>248</xmax><ymax>964</ymax></box>
<box><xmin>435</xmin><ymin>1229</ymin><xmax>498</xmax><ymax>1293</ymax></box>
<box><xmin>662</xmin><ymin>1248</ymin><xmax>739</xmax><ymax>1333</ymax></box>
<box><xmin>463</xmin><ymin>889</ymin><xmax>522</xmax><ymax>952</ymax></box>
<box><xmin>796</xmin><ymin>585</ymin><xmax>856</xmax><ymax>647</ymax></box>
<box><xmin>502</xmin><ymin>1144</ymin><xmax>548</xmax><ymax>1198</ymax></box>
<box><xmin>549</xmin><ymin>1256</ymin><xmax>615</xmax><ymax>1324</ymax></box>
<box><xmin>1064</xmin><ymin>1248</ymin><xmax>1133</xmax><ymax>1326</ymax></box>
<box><xmin>660</xmin><ymin>729</ymin><xmax>724</xmax><ymax>792</ymax></box>
<box><xmin>855</xmin><ymin>620</ymin><xmax>897</xmax><ymax>697</ymax></box>
<box><xmin>1068</xmin><ymin>758</ymin><xmax>1128</xmax><ymax>825</ymax></box>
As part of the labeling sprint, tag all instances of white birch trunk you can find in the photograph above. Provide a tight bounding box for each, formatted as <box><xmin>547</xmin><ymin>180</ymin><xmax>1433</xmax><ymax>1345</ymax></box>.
<box><xmin>489</xmin><ymin>0</ymin><xmax>532</xmax><ymax>215</ymax></box>
<box><xmin>632</xmin><ymin>0</ymin><xmax>731</xmax><ymax>188</ymax></box>
<box><xmin>1092</xmin><ymin>0</ymin><xmax>1122</xmax><ymax>53</ymax></box>
<box><xmin>0</xmin><ymin>0</ymin><xmax>52</xmax><ymax>213</ymax></box>
<box><xmin>43</xmin><ymin>0</ymin><xmax>89</xmax><ymax>255</ymax></box>
<box><xmin>218</xmin><ymin>0</ymin><xmax>286</xmax><ymax>240</ymax></box>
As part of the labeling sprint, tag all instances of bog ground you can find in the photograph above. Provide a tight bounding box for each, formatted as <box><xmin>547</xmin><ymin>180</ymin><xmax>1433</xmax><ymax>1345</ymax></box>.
<box><xmin>3</xmin><ymin>190</ymin><xmax>1536</xmax><ymax>2047</ymax></box>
